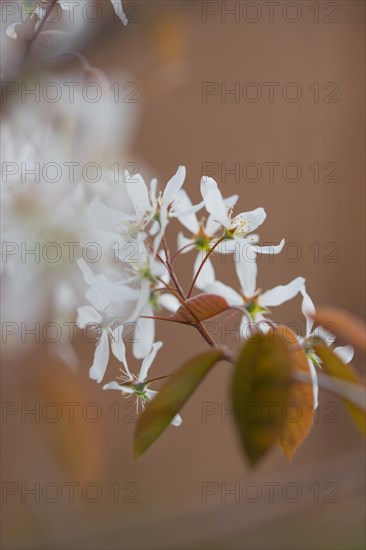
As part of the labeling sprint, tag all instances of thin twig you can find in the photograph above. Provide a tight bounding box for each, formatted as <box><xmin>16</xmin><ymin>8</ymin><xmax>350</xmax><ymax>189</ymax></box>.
<box><xmin>187</xmin><ymin>236</ymin><xmax>226</xmax><ymax>298</ymax></box>
<box><xmin>156</xmin><ymin>277</ymin><xmax>185</xmax><ymax>306</ymax></box>
<box><xmin>162</xmin><ymin>236</ymin><xmax>186</xmax><ymax>299</ymax></box>
<box><xmin>171</xmin><ymin>242</ymin><xmax>196</xmax><ymax>264</ymax></box>
<box><xmin>139</xmin><ymin>315</ymin><xmax>188</xmax><ymax>326</ymax></box>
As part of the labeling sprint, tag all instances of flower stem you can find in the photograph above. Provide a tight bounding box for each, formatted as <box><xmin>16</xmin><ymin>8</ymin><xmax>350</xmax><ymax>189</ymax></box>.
<box><xmin>156</xmin><ymin>277</ymin><xmax>186</xmax><ymax>305</ymax></box>
<box><xmin>162</xmin><ymin>237</ymin><xmax>186</xmax><ymax>299</ymax></box>
<box><xmin>139</xmin><ymin>315</ymin><xmax>188</xmax><ymax>326</ymax></box>
<box><xmin>171</xmin><ymin>242</ymin><xmax>196</xmax><ymax>264</ymax></box>
<box><xmin>187</xmin><ymin>236</ymin><xmax>226</xmax><ymax>298</ymax></box>
<box><xmin>152</xmin><ymin>239</ymin><xmax>223</xmax><ymax>352</ymax></box>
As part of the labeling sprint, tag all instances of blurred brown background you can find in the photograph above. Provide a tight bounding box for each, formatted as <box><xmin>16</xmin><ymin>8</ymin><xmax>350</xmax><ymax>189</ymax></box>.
<box><xmin>2</xmin><ymin>1</ymin><xmax>365</xmax><ymax>549</ymax></box>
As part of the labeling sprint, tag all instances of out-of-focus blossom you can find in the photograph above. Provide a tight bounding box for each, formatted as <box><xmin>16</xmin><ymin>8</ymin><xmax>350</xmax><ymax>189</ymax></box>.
<box><xmin>76</xmin><ymin>259</ymin><xmax>140</xmax><ymax>383</ymax></box>
<box><xmin>1</xmin><ymin>73</ymin><xmax>139</xmax><ymax>363</ymax></box>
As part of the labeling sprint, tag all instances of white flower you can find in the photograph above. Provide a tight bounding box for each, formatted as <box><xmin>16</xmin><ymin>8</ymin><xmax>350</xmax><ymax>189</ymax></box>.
<box><xmin>200</xmin><ymin>176</ymin><xmax>266</xmax><ymax>239</ymax></box>
<box><xmin>133</xmin><ymin>285</ymin><xmax>180</xmax><ymax>360</ymax></box>
<box><xmin>103</xmin><ymin>341</ymin><xmax>182</xmax><ymax>425</ymax></box>
<box><xmin>110</xmin><ymin>242</ymin><xmax>180</xmax><ymax>359</ymax></box>
<box><xmin>77</xmin><ymin>259</ymin><xmax>140</xmax><ymax>383</ymax></box>
<box><xmin>150</xmin><ymin>166</ymin><xmax>203</xmax><ymax>255</ymax></box>
<box><xmin>175</xmin><ymin>189</ymin><xmax>238</xmax><ymax>263</ymax></box>
<box><xmin>300</xmin><ymin>285</ymin><xmax>354</xmax><ymax>409</ymax></box>
<box><xmin>196</xmin><ymin>254</ymin><xmax>305</xmax><ymax>338</ymax></box>
<box><xmin>197</xmin><ymin>177</ymin><xmax>285</xmax><ymax>257</ymax></box>
<box><xmin>1</xmin><ymin>72</ymin><xmax>139</xmax><ymax>362</ymax></box>
<box><xmin>91</xmin><ymin>166</ymin><xmax>200</xmax><ymax>257</ymax></box>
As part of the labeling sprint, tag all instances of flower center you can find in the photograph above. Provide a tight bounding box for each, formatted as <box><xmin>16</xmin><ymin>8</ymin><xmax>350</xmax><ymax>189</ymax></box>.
<box><xmin>193</xmin><ymin>225</ymin><xmax>212</xmax><ymax>251</ymax></box>
<box><xmin>244</xmin><ymin>299</ymin><xmax>267</xmax><ymax>321</ymax></box>
<box><xmin>134</xmin><ymin>382</ymin><xmax>147</xmax><ymax>396</ymax></box>
<box><xmin>230</xmin><ymin>214</ymin><xmax>249</xmax><ymax>237</ymax></box>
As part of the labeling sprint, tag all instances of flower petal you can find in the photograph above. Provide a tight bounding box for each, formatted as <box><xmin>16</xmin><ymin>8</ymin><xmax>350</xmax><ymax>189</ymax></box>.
<box><xmin>235</xmin><ymin>248</ymin><xmax>258</xmax><ymax>297</ymax></box>
<box><xmin>239</xmin><ymin>315</ymin><xmax>265</xmax><ymax>340</ymax></box>
<box><xmin>77</xmin><ymin>258</ymin><xmax>95</xmax><ymax>286</ymax></box>
<box><xmin>103</xmin><ymin>381</ymin><xmax>127</xmax><ymax>392</ymax></box>
<box><xmin>301</xmin><ymin>285</ymin><xmax>315</xmax><ymax>337</ymax></box>
<box><xmin>163</xmin><ymin>166</ymin><xmax>186</xmax><ymax>206</ymax></box>
<box><xmin>133</xmin><ymin>304</ymin><xmax>155</xmax><ymax>360</ymax></box>
<box><xmin>251</xmin><ymin>239</ymin><xmax>285</xmax><ymax>255</ymax></box>
<box><xmin>6</xmin><ymin>23</ymin><xmax>19</xmax><ymax>40</ymax></box>
<box><xmin>171</xmin><ymin>414</ymin><xmax>183</xmax><ymax>427</ymax></box>
<box><xmin>126</xmin><ymin>279</ymin><xmax>150</xmax><ymax>323</ymax></box>
<box><xmin>110</xmin><ymin>0</ymin><xmax>128</xmax><ymax>25</ymax></box>
<box><xmin>77</xmin><ymin>306</ymin><xmax>102</xmax><ymax>328</ymax></box>
<box><xmin>316</xmin><ymin>326</ymin><xmax>336</xmax><ymax>346</ymax></box>
<box><xmin>125</xmin><ymin>170</ymin><xmax>151</xmax><ymax>222</ymax></box>
<box><xmin>150</xmin><ymin>178</ymin><xmax>158</xmax><ymax>212</ymax></box>
<box><xmin>334</xmin><ymin>345</ymin><xmax>354</xmax><ymax>364</ymax></box>
<box><xmin>259</xmin><ymin>276</ymin><xmax>305</xmax><ymax>307</ymax></box>
<box><xmin>177</xmin><ymin>232</ymin><xmax>195</xmax><ymax>253</ymax></box>
<box><xmin>152</xmin><ymin>208</ymin><xmax>169</xmax><ymax>256</ymax></box>
<box><xmin>90</xmin><ymin>200</ymin><xmax>129</xmax><ymax>233</ymax></box>
<box><xmin>109</xmin><ymin>324</ymin><xmax>129</xmax><ymax>371</ymax></box>
<box><xmin>158</xmin><ymin>293</ymin><xmax>180</xmax><ymax>313</ymax></box>
<box><xmin>200</xmin><ymin>177</ymin><xmax>229</xmax><ymax>227</ymax></box>
<box><xmin>205</xmin><ymin>281</ymin><xmax>243</xmax><ymax>306</ymax></box>
<box><xmin>173</xmin><ymin>190</ymin><xmax>200</xmax><ymax>233</ymax></box>
<box><xmin>89</xmin><ymin>330</ymin><xmax>110</xmax><ymax>383</ymax></box>
<box><xmin>146</xmin><ymin>389</ymin><xmax>158</xmax><ymax>399</ymax></box>
<box><xmin>138</xmin><ymin>341</ymin><xmax>163</xmax><ymax>382</ymax></box>
<box><xmin>307</xmin><ymin>356</ymin><xmax>319</xmax><ymax>410</ymax></box>
<box><xmin>232</xmin><ymin>207</ymin><xmax>267</xmax><ymax>234</ymax></box>
<box><xmin>149</xmin><ymin>220</ymin><xmax>160</xmax><ymax>236</ymax></box>
<box><xmin>194</xmin><ymin>253</ymin><xmax>216</xmax><ymax>291</ymax></box>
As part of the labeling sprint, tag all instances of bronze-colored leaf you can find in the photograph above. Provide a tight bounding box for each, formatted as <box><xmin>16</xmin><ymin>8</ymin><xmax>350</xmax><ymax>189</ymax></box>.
<box><xmin>170</xmin><ymin>293</ymin><xmax>230</xmax><ymax>324</ymax></box>
<box><xmin>134</xmin><ymin>349</ymin><xmax>223</xmax><ymax>459</ymax></box>
<box><xmin>231</xmin><ymin>331</ymin><xmax>293</xmax><ymax>465</ymax></box>
<box><xmin>313</xmin><ymin>307</ymin><xmax>366</xmax><ymax>352</ymax></box>
<box><xmin>314</xmin><ymin>344</ymin><xmax>365</xmax><ymax>435</ymax></box>
<box><xmin>276</xmin><ymin>326</ymin><xmax>314</xmax><ymax>461</ymax></box>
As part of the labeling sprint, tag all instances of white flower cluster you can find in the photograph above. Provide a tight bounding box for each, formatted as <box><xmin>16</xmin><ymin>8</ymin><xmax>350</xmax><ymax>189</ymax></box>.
<box><xmin>76</xmin><ymin>168</ymin><xmax>354</xmax><ymax>420</ymax></box>
<box><xmin>1</xmin><ymin>73</ymin><xmax>138</xmax><ymax>365</ymax></box>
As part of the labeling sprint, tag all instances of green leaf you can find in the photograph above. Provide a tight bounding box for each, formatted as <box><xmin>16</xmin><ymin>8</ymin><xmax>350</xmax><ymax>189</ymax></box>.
<box><xmin>276</xmin><ymin>327</ymin><xmax>314</xmax><ymax>461</ymax></box>
<box><xmin>134</xmin><ymin>349</ymin><xmax>223</xmax><ymax>459</ymax></box>
<box><xmin>314</xmin><ymin>344</ymin><xmax>366</xmax><ymax>435</ymax></box>
<box><xmin>232</xmin><ymin>331</ymin><xmax>293</xmax><ymax>465</ymax></box>
<box><xmin>170</xmin><ymin>293</ymin><xmax>229</xmax><ymax>324</ymax></box>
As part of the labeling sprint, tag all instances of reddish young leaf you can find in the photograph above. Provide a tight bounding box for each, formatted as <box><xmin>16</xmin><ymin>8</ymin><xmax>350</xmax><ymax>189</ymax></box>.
<box><xmin>232</xmin><ymin>331</ymin><xmax>293</xmax><ymax>465</ymax></box>
<box><xmin>314</xmin><ymin>344</ymin><xmax>366</xmax><ymax>435</ymax></box>
<box><xmin>170</xmin><ymin>293</ymin><xmax>230</xmax><ymax>324</ymax></box>
<box><xmin>313</xmin><ymin>307</ymin><xmax>366</xmax><ymax>352</ymax></box>
<box><xmin>276</xmin><ymin>326</ymin><xmax>314</xmax><ymax>461</ymax></box>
